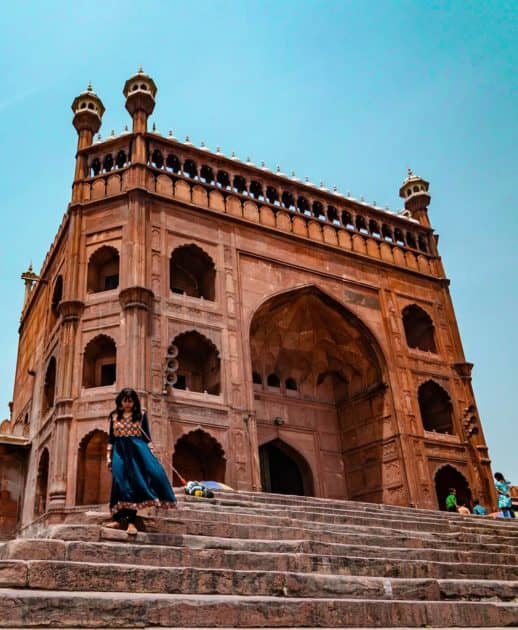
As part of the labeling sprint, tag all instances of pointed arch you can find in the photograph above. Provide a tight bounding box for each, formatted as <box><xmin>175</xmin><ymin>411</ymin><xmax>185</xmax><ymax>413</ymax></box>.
<box><xmin>434</xmin><ymin>464</ymin><xmax>472</xmax><ymax>511</ymax></box>
<box><xmin>76</xmin><ymin>430</ymin><xmax>111</xmax><ymax>505</ymax></box>
<box><xmin>418</xmin><ymin>380</ymin><xmax>454</xmax><ymax>434</ymax></box>
<box><xmin>402</xmin><ymin>304</ymin><xmax>437</xmax><ymax>352</ymax></box>
<box><xmin>87</xmin><ymin>245</ymin><xmax>119</xmax><ymax>293</ymax></box>
<box><xmin>42</xmin><ymin>356</ymin><xmax>57</xmax><ymax>414</ymax></box>
<box><xmin>170</xmin><ymin>244</ymin><xmax>215</xmax><ymax>300</ymax></box>
<box><xmin>171</xmin><ymin>330</ymin><xmax>220</xmax><ymax>394</ymax></box>
<box><xmin>172</xmin><ymin>428</ymin><xmax>226</xmax><ymax>485</ymax></box>
<box><xmin>259</xmin><ymin>438</ymin><xmax>314</xmax><ymax>496</ymax></box>
<box><xmin>34</xmin><ymin>448</ymin><xmax>49</xmax><ymax>517</ymax></box>
<box><xmin>82</xmin><ymin>334</ymin><xmax>117</xmax><ymax>388</ymax></box>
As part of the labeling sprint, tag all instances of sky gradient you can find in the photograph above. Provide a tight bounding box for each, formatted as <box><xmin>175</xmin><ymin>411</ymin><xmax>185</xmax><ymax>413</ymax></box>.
<box><xmin>0</xmin><ymin>1</ymin><xmax>516</xmax><ymax>486</ymax></box>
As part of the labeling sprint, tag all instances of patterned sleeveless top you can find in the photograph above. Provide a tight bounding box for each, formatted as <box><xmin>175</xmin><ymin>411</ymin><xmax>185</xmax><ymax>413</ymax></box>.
<box><xmin>112</xmin><ymin>415</ymin><xmax>142</xmax><ymax>438</ymax></box>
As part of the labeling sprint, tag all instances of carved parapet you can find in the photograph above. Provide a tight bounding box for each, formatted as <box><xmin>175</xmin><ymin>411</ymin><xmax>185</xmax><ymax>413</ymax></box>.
<box><xmin>58</xmin><ymin>300</ymin><xmax>84</xmax><ymax>322</ymax></box>
<box><xmin>119</xmin><ymin>286</ymin><xmax>155</xmax><ymax>311</ymax></box>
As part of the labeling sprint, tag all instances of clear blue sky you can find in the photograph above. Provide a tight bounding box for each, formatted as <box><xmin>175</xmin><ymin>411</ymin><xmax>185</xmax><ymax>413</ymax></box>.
<box><xmin>0</xmin><ymin>2</ymin><xmax>516</xmax><ymax>484</ymax></box>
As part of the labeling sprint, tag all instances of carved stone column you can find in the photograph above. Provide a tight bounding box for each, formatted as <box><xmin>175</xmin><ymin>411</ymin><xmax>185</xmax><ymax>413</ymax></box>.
<box><xmin>244</xmin><ymin>412</ymin><xmax>261</xmax><ymax>491</ymax></box>
<box><xmin>119</xmin><ymin>287</ymin><xmax>154</xmax><ymax>391</ymax></box>
<box><xmin>48</xmin><ymin>300</ymin><xmax>84</xmax><ymax>509</ymax></box>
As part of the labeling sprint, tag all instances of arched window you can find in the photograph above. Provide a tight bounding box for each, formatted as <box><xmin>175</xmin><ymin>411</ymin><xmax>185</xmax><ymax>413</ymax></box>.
<box><xmin>200</xmin><ymin>165</ymin><xmax>214</xmax><ymax>184</ymax></box>
<box><xmin>42</xmin><ymin>357</ymin><xmax>57</xmax><ymax>413</ymax></box>
<box><xmin>87</xmin><ymin>246</ymin><xmax>119</xmax><ymax>293</ymax></box>
<box><xmin>82</xmin><ymin>335</ymin><xmax>116</xmax><ymax>388</ymax></box>
<box><xmin>183</xmin><ymin>159</ymin><xmax>197</xmax><ymax>179</ymax></box>
<box><xmin>172</xmin><ymin>331</ymin><xmax>220</xmax><ymax>394</ymax></box>
<box><xmin>166</xmin><ymin>154</ymin><xmax>181</xmax><ymax>173</ymax></box>
<box><xmin>151</xmin><ymin>150</ymin><xmax>164</xmax><ymax>169</ymax></box>
<box><xmin>216</xmin><ymin>170</ymin><xmax>230</xmax><ymax>188</ymax></box>
<box><xmin>34</xmin><ymin>449</ymin><xmax>49</xmax><ymax>516</ymax></box>
<box><xmin>285</xmin><ymin>377</ymin><xmax>297</xmax><ymax>391</ymax></box>
<box><xmin>435</xmin><ymin>465</ymin><xmax>472</xmax><ymax>511</ymax></box>
<box><xmin>173</xmin><ymin>429</ymin><xmax>226</xmax><ymax>485</ymax></box>
<box><xmin>76</xmin><ymin>430</ymin><xmax>111</xmax><ymax>505</ymax></box>
<box><xmin>233</xmin><ymin>175</ymin><xmax>247</xmax><ymax>194</ymax></box>
<box><xmin>49</xmin><ymin>275</ymin><xmax>63</xmax><ymax>328</ymax></box>
<box><xmin>249</xmin><ymin>181</ymin><xmax>263</xmax><ymax>200</ymax></box>
<box><xmin>252</xmin><ymin>371</ymin><xmax>262</xmax><ymax>385</ymax></box>
<box><xmin>103</xmin><ymin>154</ymin><xmax>114</xmax><ymax>173</ymax></box>
<box><xmin>267</xmin><ymin>373</ymin><xmax>280</xmax><ymax>388</ymax></box>
<box><xmin>402</xmin><ymin>304</ymin><xmax>437</xmax><ymax>352</ymax></box>
<box><xmin>418</xmin><ymin>380</ymin><xmax>454</xmax><ymax>434</ymax></box>
<box><xmin>170</xmin><ymin>245</ymin><xmax>215</xmax><ymax>300</ymax></box>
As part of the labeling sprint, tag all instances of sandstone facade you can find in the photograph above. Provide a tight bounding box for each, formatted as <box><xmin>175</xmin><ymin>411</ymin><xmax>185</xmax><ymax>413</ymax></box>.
<box><xmin>0</xmin><ymin>70</ymin><xmax>495</xmax><ymax>537</ymax></box>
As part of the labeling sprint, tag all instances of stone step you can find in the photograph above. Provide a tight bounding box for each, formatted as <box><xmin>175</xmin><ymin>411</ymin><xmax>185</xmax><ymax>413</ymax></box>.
<box><xmin>1</xmin><ymin>559</ymin><xmax>517</xmax><ymax>602</ymax></box>
<box><xmin>3</xmin><ymin>540</ymin><xmax>518</xmax><ymax>580</ymax></box>
<box><xmin>179</xmin><ymin>494</ymin><xmax>517</xmax><ymax>533</ymax></box>
<box><xmin>183</xmin><ymin>490</ymin><xmax>517</xmax><ymax>529</ymax></box>
<box><xmin>1</xmin><ymin>589</ymin><xmax>516</xmax><ymax>627</ymax></box>
<box><xmin>164</xmin><ymin>502</ymin><xmax>518</xmax><ymax>542</ymax></box>
<box><xmin>4</xmin><ymin>533</ymin><xmax>518</xmax><ymax>570</ymax></box>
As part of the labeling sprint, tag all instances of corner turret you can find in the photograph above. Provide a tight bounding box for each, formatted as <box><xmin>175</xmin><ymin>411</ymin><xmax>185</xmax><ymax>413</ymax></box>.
<box><xmin>399</xmin><ymin>169</ymin><xmax>431</xmax><ymax>228</ymax></box>
<box><xmin>123</xmin><ymin>67</ymin><xmax>157</xmax><ymax>134</ymax></box>
<box><xmin>71</xmin><ymin>83</ymin><xmax>105</xmax><ymax>150</ymax></box>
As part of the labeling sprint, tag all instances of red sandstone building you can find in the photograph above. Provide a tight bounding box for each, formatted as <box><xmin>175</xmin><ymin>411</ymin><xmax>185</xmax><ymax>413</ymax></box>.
<box><xmin>0</xmin><ymin>70</ymin><xmax>495</xmax><ymax>538</ymax></box>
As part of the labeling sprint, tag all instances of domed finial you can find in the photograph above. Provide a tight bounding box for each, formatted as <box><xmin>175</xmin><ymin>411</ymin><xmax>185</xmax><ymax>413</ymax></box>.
<box><xmin>110</xmin><ymin>129</ymin><xmax>115</xmax><ymax>137</ymax></box>
<box><xmin>408</xmin><ymin>167</ymin><xmax>413</xmax><ymax>177</ymax></box>
<box><xmin>87</xmin><ymin>81</ymin><xmax>93</xmax><ymax>92</ymax></box>
<box><xmin>138</xmin><ymin>65</ymin><xmax>144</xmax><ymax>74</ymax></box>
<box><xmin>152</xmin><ymin>122</ymin><xmax>156</xmax><ymax>132</ymax></box>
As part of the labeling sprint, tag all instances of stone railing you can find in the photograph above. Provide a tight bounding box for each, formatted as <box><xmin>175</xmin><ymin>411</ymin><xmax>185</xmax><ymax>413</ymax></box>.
<box><xmin>80</xmin><ymin>133</ymin><xmax>441</xmax><ymax>277</ymax></box>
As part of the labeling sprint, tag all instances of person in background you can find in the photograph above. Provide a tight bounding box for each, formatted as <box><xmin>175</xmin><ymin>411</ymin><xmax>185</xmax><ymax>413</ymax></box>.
<box><xmin>494</xmin><ymin>472</ymin><xmax>515</xmax><ymax>518</ymax></box>
<box><xmin>445</xmin><ymin>488</ymin><xmax>457</xmax><ymax>512</ymax></box>
<box><xmin>457</xmin><ymin>502</ymin><xmax>471</xmax><ymax>515</ymax></box>
<box><xmin>472</xmin><ymin>498</ymin><xmax>487</xmax><ymax>516</ymax></box>
<box><xmin>104</xmin><ymin>388</ymin><xmax>177</xmax><ymax>534</ymax></box>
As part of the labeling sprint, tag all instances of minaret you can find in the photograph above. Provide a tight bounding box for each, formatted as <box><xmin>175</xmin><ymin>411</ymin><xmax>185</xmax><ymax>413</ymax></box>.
<box><xmin>399</xmin><ymin>168</ymin><xmax>431</xmax><ymax>228</ymax></box>
<box><xmin>123</xmin><ymin>67</ymin><xmax>157</xmax><ymax>163</ymax></box>
<box><xmin>70</xmin><ymin>83</ymin><xmax>105</xmax><ymax>200</ymax></box>
<box><xmin>20</xmin><ymin>264</ymin><xmax>39</xmax><ymax>310</ymax></box>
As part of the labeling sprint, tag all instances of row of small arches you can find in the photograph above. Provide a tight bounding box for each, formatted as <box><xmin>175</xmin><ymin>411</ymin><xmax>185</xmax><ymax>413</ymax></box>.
<box><xmin>41</xmin><ymin>330</ymin><xmax>222</xmax><ymax>410</ymax></box>
<box><xmin>145</xmin><ymin>151</ymin><xmax>429</xmax><ymax>253</ymax></box>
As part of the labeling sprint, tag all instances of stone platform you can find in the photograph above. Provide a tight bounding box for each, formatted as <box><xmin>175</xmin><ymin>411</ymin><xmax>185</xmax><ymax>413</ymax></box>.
<box><xmin>0</xmin><ymin>491</ymin><xmax>517</xmax><ymax>627</ymax></box>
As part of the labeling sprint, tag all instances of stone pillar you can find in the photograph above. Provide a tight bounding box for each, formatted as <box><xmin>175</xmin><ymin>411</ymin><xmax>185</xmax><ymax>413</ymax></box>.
<box><xmin>244</xmin><ymin>412</ymin><xmax>261</xmax><ymax>491</ymax></box>
<box><xmin>48</xmin><ymin>299</ymin><xmax>84</xmax><ymax>509</ymax></box>
<box><xmin>119</xmin><ymin>287</ymin><xmax>154</xmax><ymax>392</ymax></box>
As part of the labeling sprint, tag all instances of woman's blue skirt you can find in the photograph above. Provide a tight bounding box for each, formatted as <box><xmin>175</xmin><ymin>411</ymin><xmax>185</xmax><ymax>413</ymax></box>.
<box><xmin>110</xmin><ymin>436</ymin><xmax>176</xmax><ymax>513</ymax></box>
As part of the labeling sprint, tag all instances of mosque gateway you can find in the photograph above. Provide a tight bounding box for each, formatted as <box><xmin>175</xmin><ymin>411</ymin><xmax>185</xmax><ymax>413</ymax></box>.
<box><xmin>0</xmin><ymin>70</ymin><xmax>495</xmax><ymax>537</ymax></box>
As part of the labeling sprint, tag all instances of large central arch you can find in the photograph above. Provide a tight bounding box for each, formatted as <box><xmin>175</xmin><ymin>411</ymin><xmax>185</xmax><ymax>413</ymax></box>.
<box><xmin>250</xmin><ymin>285</ymin><xmax>390</xmax><ymax>502</ymax></box>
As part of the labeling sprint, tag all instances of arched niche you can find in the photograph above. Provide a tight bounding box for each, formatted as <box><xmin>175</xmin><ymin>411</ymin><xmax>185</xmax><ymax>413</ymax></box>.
<box><xmin>34</xmin><ymin>449</ymin><xmax>49</xmax><ymax>517</ymax></box>
<box><xmin>42</xmin><ymin>357</ymin><xmax>57</xmax><ymax>414</ymax></box>
<box><xmin>402</xmin><ymin>304</ymin><xmax>437</xmax><ymax>352</ymax></box>
<box><xmin>172</xmin><ymin>429</ymin><xmax>226</xmax><ymax>485</ymax></box>
<box><xmin>171</xmin><ymin>331</ymin><xmax>220</xmax><ymax>394</ymax></box>
<box><xmin>49</xmin><ymin>275</ymin><xmax>63</xmax><ymax>329</ymax></box>
<box><xmin>87</xmin><ymin>246</ymin><xmax>120</xmax><ymax>293</ymax></box>
<box><xmin>418</xmin><ymin>380</ymin><xmax>454</xmax><ymax>434</ymax></box>
<box><xmin>170</xmin><ymin>244</ymin><xmax>215</xmax><ymax>300</ymax></box>
<box><xmin>76</xmin><ymin>430</ymin><xmax>111</xmax><ymax>505</ymax></box>
<box><xmin>82</xmin><ymin>335</ymin><xmax>117</xmax><ymax>388</ymax></box>
<box><xmin>435</xmin><ymin>464</ymin><xmax>472</xmax><ymax>511</ymax></box>
<box><xmin>259</xmin><ymin>439</ymin><xmax>314</xmax><ymax>496</ymax></box>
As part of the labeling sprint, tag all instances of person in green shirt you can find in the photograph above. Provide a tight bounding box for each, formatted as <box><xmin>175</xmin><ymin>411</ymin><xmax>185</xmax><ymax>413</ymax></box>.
<box><xmin>445</xmin><ymin>487</ymin><xmax>457</xmax><ymax>512</ymax></box>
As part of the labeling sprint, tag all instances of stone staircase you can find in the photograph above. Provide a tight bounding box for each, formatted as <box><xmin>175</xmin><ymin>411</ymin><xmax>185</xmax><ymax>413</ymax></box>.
<box><xmin>0</xmin><ymin>490</ymin><xmax>517</xmax><ymax>627</ymax></box>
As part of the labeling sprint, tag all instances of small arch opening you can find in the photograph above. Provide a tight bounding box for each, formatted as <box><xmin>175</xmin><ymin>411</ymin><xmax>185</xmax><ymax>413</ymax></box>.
<box><xmin>170</xmin><ymin>244</ymin><xmax>215</xmax><ymax>300</ymax></box>
<box><xmin>151</xmin><ymin>150</ymin><xmax>164</xmax><ymax>169</ymax></box>
<box><xmin>42</xmin><ymin>357</ymin><xmax>57</xmax><ymax>414</ymax></box>
<box><xmin>267</xmin><ymin>373</ymin><xmax>280</xmax><ymax>388</ymax></box>
<box><xmin>183</xmin><ymin>159</ymin><xmax>197</xmax><ymax>179</ymax></box>
<box><xmin>173</xmin><ymin>429</ymin><xmax>226</xmax><ymax>485</ymax></box>
<box><xmin>34</xmin><ymin>449</ymin><xmax>49</xmax><ymax>516</ymax></box>
<box><xmin>403</xmin><ymin>304</ymin><xmax>437</xmax><ymax>352</ymax></box>
<box><xmin>418</xmin><ymin>380</ymin><xmax>453</xmax><ymax>434</ymax></box>
<box><xmin>76</xmin><ymin>430</ymin><xmax>111</xmax><ymax>505</ymax></box>
<box><xmin>87</xmin><ymin>246</ymin><xmax>119</xmax><ymax>293</ymax></box>
<box><xmin>166</xmin><ymin>154</ymin><xmax>181</xmax><ymax>173</ymax></box>
<box><xmin>82</xmin><ymin>335</ymin><xmax>117</xmax><ymax>388</ymax></box>
<box><xmin>172</xmin><ymin>331</ymin><xmax>220</xmax><ymax>394</ymax></box>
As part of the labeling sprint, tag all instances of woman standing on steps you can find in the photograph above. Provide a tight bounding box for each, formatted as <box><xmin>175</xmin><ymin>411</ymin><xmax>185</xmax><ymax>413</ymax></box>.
<box><xmin>104</xmin><ymin>388</ymin><xmax>177</xmax><ymax>534</ymax></box>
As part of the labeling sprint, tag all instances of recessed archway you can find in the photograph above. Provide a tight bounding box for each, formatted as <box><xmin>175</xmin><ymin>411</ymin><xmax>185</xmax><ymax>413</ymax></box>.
<box><xmin>435</xmin><ymin>464</ymin><xmax>472</xmax><ymax>511</ymax></box>
<box><xmin>87</xmin><ymin>246</ymin><xmax>119</xmax><ymax>293</ymax></box>
<box><xmin>250</xmin><ymin>286</ymin><xmax>388</xmax><ymax>502</ymax></box>
<box><xmin>172</xmin><ymin>429</ymin><xmax>226</xmax><ymax>485</ymax></box>
<box><xmin>76</xmin><ymin>430</ymin><xmax>111</xmax><ymax>505</ymax></box>
<box><xmin>259</xmin><ymin>439</ymin><xmax>314</xmax><ymax>496</ymax></box>
<box><xmin>34</xmin><ymin>449</ymin><xmax>49</xmax><ymax>517</ymax></box>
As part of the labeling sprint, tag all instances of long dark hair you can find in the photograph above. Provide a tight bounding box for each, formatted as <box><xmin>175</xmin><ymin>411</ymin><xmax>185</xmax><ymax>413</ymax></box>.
<box><xmin>114</xmin><ymin>388</ymin><xmax>142</xmax><ymax>421</ymax></box>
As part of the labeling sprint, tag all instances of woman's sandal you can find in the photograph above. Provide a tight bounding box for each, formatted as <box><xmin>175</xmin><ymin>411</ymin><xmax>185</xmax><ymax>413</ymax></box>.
<box><xmin>103</xmin><ymin>521</ymin><xmax>122</xmax><ymax>530</ymax></box>
<box><xmin>126</xmin><ymin>523</ymin><xmax>138</xmax><ymax>535</ymax></box>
